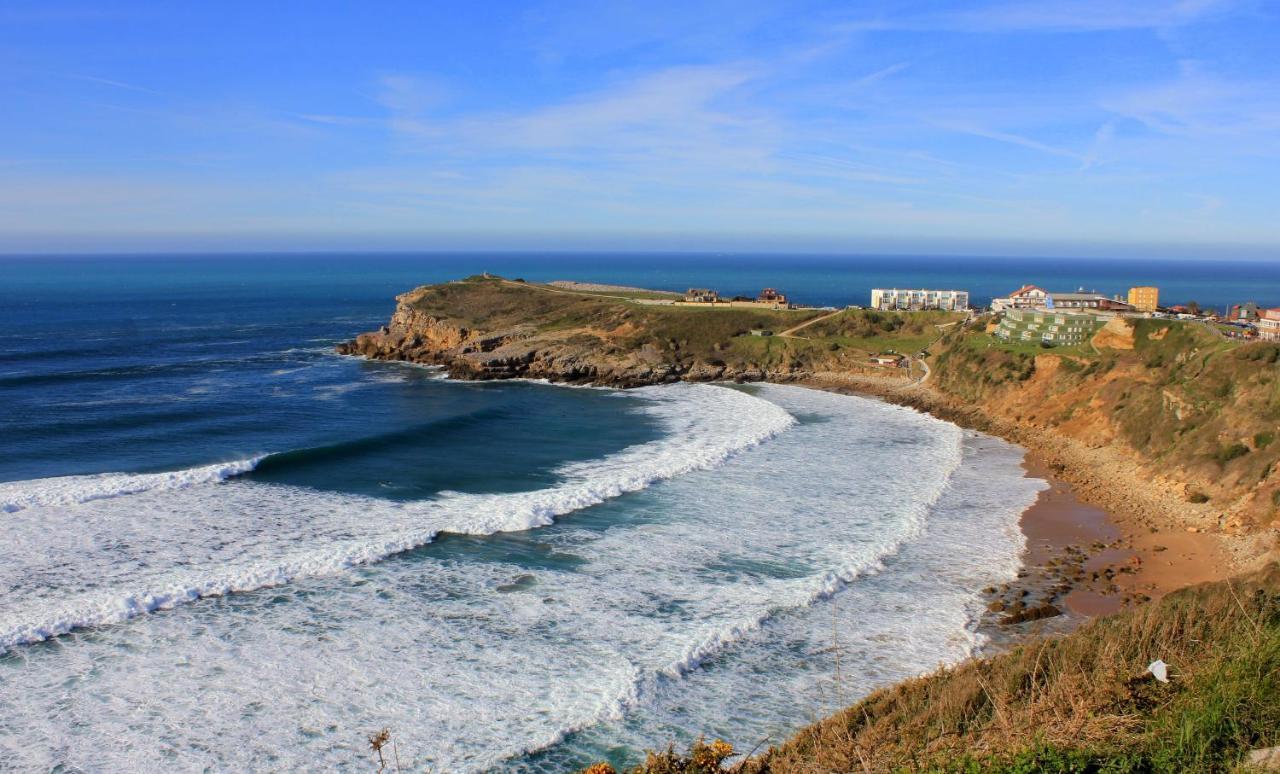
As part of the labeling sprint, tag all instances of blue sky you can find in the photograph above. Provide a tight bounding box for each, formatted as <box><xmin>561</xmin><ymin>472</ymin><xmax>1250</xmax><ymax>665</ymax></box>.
<box><xmin>2</xmin><ymin>0</ymin><xmax>1278</xmax><ymax>256</ymax></box>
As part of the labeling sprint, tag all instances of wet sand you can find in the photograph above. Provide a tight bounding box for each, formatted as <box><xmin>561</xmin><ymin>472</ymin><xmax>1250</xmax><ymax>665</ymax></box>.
<box><xmin>794</xmin><ymin>376</ymin><xmax>1234</xmax><ymax>638</ymax></box>
<box><xmin>977</xmin><ymin>449</ymin><xmax>1235</xmax><ymax>649</ymax></box>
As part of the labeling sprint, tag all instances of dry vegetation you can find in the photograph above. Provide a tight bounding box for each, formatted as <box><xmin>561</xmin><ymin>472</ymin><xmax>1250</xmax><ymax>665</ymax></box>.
<box><xmin>606</xmin><ymin>564</ymin><xmax>1280</xmax><ymax>773</ymax></box>
<box><xmin>931</xmin><ymin>316</ymin><xmax>1280</xmax><ymax>528</ymax></box>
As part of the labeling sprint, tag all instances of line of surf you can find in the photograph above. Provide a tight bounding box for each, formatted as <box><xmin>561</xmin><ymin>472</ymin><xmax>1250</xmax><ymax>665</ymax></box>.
<box><xmin>0</xmin><ymin>457</ymin><xmax>265</xmax><ymax>514</ymax></box>
<box><xmin>0</xmin><ymin>383</ymin><xmax>796</xmax><ymax>654</ymax></box>
<box><xmin>494</xmin><ymin>386</ymin><xmax>977</xmax><ymax>768</ymax></box>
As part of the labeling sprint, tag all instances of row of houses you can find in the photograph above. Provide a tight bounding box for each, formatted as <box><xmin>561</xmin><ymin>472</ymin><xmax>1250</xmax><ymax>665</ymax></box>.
<box><xmin>682</xmin><ymin>287</ymin><xmax>791</xmax><ymax>308</ymax></box>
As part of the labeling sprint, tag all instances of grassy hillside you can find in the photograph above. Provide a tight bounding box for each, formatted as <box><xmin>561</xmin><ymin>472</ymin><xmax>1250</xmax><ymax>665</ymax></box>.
<box><xmin>930</xmin><ymin>316</ymin><xmax>1280</xmax><ymax>527</ymax></box>
<box><xmin>395</xmin><ymin>277</ymin><xmax>957</xmax><ymax>377</ymax></box>
<box><xmin>597</xmin><ymin>564</ymin><xmax>1280</xmax><ymax>773</ymax></box>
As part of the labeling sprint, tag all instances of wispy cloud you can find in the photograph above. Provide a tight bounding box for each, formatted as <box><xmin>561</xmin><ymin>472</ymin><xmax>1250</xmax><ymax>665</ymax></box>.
<box><xmin>934</xmin><ymin>121</ymin><xmax>1087</xmax><ymax>162</ymax></box>
<box><xmin>381</xmin><ymin>64</ymin><xmax>769</xmax><ymax>160</ymax></box>
<box><xmin>851</xmin><ymin>62</ymin><xmax>910</xmax><ymax>88</ymax></box>
<box><xmin>69</xmin><ymin>74</ymin><xmax>163</xmax><ymax>96</ymax></box>
<box><xmin>1101</xmin><ymin>61</ymin><xmax>1280</xmax><ymax>141</ymax></box>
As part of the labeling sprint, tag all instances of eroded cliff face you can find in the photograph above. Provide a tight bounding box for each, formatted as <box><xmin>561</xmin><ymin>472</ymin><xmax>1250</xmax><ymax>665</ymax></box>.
<box><xmin>338</xmin><ymin>284</ymin><xmax>768</xmax><ymax>386</ymax></box>
<box><xmin>929</xmin><ymin>318</ymin><xmax>1280</xmax><ymax>531</ymax></box>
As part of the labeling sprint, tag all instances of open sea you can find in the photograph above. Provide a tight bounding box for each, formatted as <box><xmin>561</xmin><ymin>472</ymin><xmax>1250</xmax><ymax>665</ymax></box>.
<box><xmin>1</xmin><ymin>253</ymin><xmax>1276</xmax><ymax>771</ymax></box>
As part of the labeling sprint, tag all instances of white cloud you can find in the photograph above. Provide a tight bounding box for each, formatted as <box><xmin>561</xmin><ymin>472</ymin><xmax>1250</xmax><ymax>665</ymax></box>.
<box><xmin>1102</xmin><ymin>63</ymin><xmax>1280</xmax><ymax>141</ymax></box>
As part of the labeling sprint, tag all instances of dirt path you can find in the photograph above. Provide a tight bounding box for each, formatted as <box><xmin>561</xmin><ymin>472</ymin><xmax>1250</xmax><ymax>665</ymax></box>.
<box><xmin>776</xmin><ymin>307</ymin><xmax>844</xmax><ymax>338</ymax></box>
<box><xmin>497</xmin><ymin>279</ymin><xmax>634</xmax><ymax>302</ymax></box>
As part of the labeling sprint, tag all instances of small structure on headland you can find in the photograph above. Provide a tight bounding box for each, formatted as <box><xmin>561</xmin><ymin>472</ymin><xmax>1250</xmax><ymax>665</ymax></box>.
<box><xmin>869</xmin><ymin>353</ymin><xmax>905</xmax><ymax>366</ymax></box>
<box><xmin>680</xmin><ymin>286</ymin><xmax>801</xmax><ymax>308</ymax></box>
<box><xmin>757</xmin><ymin>288</ymin><xmax>788</xmax><ymax>306</ymax></box>
<box><xmin>684</xmin><ymin>288</ymin><xmax>720</xmax><ymax>303</ymax></box>
<box><xmin>871</xmin><ymin>288</ymin><xmax>969</xmax><ymax>311</ymax></box>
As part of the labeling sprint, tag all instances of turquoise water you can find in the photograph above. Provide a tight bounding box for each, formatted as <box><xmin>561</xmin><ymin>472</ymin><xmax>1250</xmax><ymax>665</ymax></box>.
<box><xmin>0</xmin><ymin>252</ymin><xmax>1265</xmax><ymax>770</ymax></box>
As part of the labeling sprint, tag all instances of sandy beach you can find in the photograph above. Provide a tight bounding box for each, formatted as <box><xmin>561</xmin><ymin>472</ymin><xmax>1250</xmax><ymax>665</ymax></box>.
<box><xmin>796</xmin><ymin>374</ymin><xmax>1239</xmax><ymax>635</ymax></box>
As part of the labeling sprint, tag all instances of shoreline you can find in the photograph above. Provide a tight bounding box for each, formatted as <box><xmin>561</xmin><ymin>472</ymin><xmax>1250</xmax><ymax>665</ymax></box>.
<box><xmin>374</xmin><ymin>357</ymin><xmax>1240</xmax><ymax>629</ymax></box>
<box><xmin>791</xmin><ymin>374</ymin><xmax>1238</xmax><ymax>634</ymax></box>
<box><xmin>364</xmin><ymin>350</ymin><xmax>1242</xmax><ymax>633</ymax></box>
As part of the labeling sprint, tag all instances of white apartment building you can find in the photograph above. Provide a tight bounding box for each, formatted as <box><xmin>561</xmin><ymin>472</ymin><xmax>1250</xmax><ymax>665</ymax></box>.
<box><xmin>870</xmin><ymin>288</ymin><xmax>970</xmax><ymax>311</ymax></box>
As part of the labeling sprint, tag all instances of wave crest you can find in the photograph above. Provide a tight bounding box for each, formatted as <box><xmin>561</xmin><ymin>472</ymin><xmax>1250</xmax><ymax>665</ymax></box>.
<box><xmin>0</xmin><ymin>384</ymin><xmax>795</xmax><ymax>652</ymax></box>
<box><xmin>0</xmin><ymin>457</ymin><xmax>264</xmax><ymax>514</ymax></box>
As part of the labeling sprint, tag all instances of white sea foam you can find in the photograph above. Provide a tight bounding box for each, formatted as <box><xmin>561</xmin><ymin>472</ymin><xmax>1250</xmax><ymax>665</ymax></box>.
<box><xmin>0</xmin><ymin>457</ymin><xmax>264</xmax><ymax>514</ymax></box>
<box><xmin>0</xmin><ymin>383</ymin><xmax>794</xmax><ymax>653</ymax></box>
<box><xmin>0</xmin><ymin>383</ymin><xmax>1044</xmax><ymax>773</ymax></box>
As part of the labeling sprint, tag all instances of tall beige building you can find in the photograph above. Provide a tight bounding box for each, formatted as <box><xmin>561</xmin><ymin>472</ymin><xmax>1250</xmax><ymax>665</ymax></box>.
<box><xmin>1127</xmin><ymin>286</ymin><xmax>1159</xmax><ymax>312</ymax></box>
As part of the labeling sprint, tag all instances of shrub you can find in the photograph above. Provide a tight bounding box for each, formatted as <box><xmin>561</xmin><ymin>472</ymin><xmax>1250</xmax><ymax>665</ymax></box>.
<box><xmin>1214</xmin><ymin>443</ymin><xmax>1250</xmax><ymax>465</ymax></box>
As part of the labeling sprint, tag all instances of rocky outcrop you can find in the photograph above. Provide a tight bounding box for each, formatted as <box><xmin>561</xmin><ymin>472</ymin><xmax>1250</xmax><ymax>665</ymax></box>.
<box><xmin>335</xmin><ymin>280</ymin><xmax>855</xmax><ymax>387</ymax></box>
<box><xmin>340</xmin><ymin>291</ymin><xmax>724</xmax><ymax>386</ymax></box>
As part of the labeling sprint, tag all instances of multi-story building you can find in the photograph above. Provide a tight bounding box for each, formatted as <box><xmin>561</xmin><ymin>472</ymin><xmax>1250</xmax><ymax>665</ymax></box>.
<box><xmin>1128</xmin><ymin>286</ymin><xmax>1159</xmax><ymax>312</ymax></box>
<box><xmin>990</xmin><ymin>284</ymin><xmax>1049</xmax><ymax>311</ymax></box>
<box><xmin>994</xmin><ymin>309</ymin><xmax>1104</xmax><ymax>346</ymax></box>
<box><xmin>1259</xmin><ymin>308</ymin><xmax>1280</xmax><ymax>341</ymax></box>
<box><xmin>870</xmin><ymin>288</ymin><xmax>970</xmax><ymax>311</ymax></box>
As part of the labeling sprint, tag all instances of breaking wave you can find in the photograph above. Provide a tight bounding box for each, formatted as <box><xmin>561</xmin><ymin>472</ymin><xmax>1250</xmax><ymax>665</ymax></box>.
<box><xmin>0</xmin><ymin>383</ymin><xmax>795</xmax><ymax>653</ymax></box>
<box><xmin>0</xmin><ymin>457</ymin><xmax>264</xmax><ymax>514</ymax></box>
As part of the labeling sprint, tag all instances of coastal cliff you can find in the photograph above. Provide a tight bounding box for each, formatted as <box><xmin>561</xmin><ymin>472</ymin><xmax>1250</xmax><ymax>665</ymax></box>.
<box><xmin>341</xmin><ymin>276</ymin><xmax>1278</xmax><ymax>554</ymax></box>
<box><xmin>336</xmin><ymin>275</ymin><xmax>891</xmax><ymax>386</ymax></box>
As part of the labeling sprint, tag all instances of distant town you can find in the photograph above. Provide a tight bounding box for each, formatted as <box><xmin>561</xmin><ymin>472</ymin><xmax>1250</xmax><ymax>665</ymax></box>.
<box><xmin>668</xmin><ymin>283</ymin><xmax>1280</xmax><ymax>347</ymax></box>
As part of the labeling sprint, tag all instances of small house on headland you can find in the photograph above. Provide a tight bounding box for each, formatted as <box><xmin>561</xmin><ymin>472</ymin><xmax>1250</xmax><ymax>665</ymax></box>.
<box><xmin>757</xmin><ymin>288</ymin><xmax>788</xmax><ymax>306</ymax></box>
<box><xmin>684</xmin><ymin>288</ymin><xmax>720</xmax><ymax>303</ymax></box>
